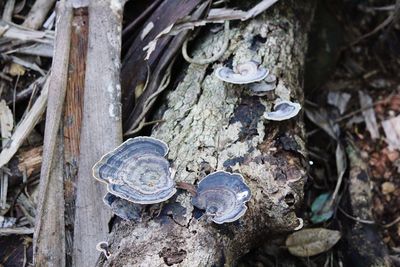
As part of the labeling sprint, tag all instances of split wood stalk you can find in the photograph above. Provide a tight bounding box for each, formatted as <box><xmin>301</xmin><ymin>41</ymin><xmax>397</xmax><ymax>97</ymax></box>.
<box><xmin>34</xmin><ymin>1</ymin><xmax>125</xmax><ymax>266</ymax></box>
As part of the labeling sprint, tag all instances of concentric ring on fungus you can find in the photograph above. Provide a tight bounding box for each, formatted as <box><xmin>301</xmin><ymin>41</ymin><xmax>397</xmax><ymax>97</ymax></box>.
<box><xmin>93</xmin><ymin>136</ymin><xmax>176</xmax><ymax>205</ymax></box>
<box><xmin>192</xmin><ymin>171</ymin><xmax>251</xmax><ymax>224</ymax></box>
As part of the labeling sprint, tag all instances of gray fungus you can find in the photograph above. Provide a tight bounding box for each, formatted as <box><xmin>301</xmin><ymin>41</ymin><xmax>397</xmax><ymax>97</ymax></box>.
<box><xmin>264</xmin><ymin>100</ymin><xmax>301</xmax><ymax>121</ymax></box>
<box><xmin>192</xmin><ymin>171</ymin><xmax>252</xmax><ymax>224</ymax></box>
<box><xmin>215</xmin><ymin>61</ymin><xmax>269</xmax><ymax>84</ymax></box>
<box><xmin>92</xmin><ymin>136</ymin><xmax>176</xmax><ymax>206</ymax></box>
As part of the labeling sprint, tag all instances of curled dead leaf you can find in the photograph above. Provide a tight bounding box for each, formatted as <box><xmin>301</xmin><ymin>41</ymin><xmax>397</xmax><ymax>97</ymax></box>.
<box><xmin>285</xmin><ymin>228</ymin><xmax>341</xmax><ymax>257</ymax></box>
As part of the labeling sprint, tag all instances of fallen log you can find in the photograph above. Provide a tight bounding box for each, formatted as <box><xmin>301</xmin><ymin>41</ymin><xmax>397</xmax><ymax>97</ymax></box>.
<box><xmin>100</xmin><ymin>1</ymin><xmax>314</xmax><ymax>266</ymax></box>
<box><xmin>341</xmin><ymin>141</ymin><xmax>391</xmax><ymax>266</ymax></box>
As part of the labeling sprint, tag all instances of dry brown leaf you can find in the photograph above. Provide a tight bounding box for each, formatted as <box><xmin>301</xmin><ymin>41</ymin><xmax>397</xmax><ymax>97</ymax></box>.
<box><xmin>285</xmin><ymin>228</ymin><xmax>341</xmax><ymax>257</ymax></box>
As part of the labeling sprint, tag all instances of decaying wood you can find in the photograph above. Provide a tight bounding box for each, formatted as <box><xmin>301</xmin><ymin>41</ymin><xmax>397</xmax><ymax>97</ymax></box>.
<box><xmin>17</xmin><ymin>146</ymin><xmax>42</xmax><ymax>177</ymax></box>
<box><xmin>0</xmin><ymin>20</ymin><xmax>54</xmax><ymax>43</ymax></box>
<box><xmin>342</xmin><ymin>142</ymin><xmax>391</xmax><ymax>266</ymax></box>
<box><xmin>120</xmin><ymin>0</ymin><xmax>202</xmax><ymax>127</ymax></box>
<box><xmin>72</xmin><ymin>0</ymin><xmax>124</xmax><ymax>266</ymax></box>
<box><xmin>63</xmin><ymin>6</ymin><xmax>88</xmax><ymax>266</ymax></box>
<box><xmin>0</xmin><ymin>76</ymin><xmax>48</xmax><ymax>169</ymax></box>
<box><xmin>33</xmin><ymin>2</ymin><xmax>72</xmax><ymax>266</ymax></box>
<box><xmin>0</xmin><ymin>227</ymin><xmax>34</xmax><ymax>235</ymax></box>
<box><xmin>101</xmin><ymin>1</ymin><xmax>314</xmax><ymax>266</ymax></box>
<box><xmin>33</xmin><ymin>1</ymin><xmax>125</xmax><ymax>266</ymax></box>
<box><xmin>22</xmin><ymin>0</ymin><xmax>56</xmax><ymax>30</ymax></box>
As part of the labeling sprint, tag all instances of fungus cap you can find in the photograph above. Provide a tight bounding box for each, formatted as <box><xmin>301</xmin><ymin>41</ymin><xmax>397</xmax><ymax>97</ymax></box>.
<box><xmin>264</xmin><ymin>100</ymin><xmax>301</xmax><ymax>121</ymax></box>
<box><xmin>192</xmin><ymin>171</ymin><xmax>251</xmax><ymax>224</ymax></box>
<box><xmin>103</xmin><ymin>193</ymin><xmax>141</xmax><ymax>221</ymax></box>
<box><xmin>93</xmin><ymin>136</ymin><xmax>176</xmax><ymax>204</ymax></box>
<box><xmin>248</xmin><ymin>81</ymin><xmax>276</xmax><ymax>96</ymax></box>
<box><xmin>215</xmin><ymin>61</ymin><xmax>269</xmax><ymax>84</ymax></box>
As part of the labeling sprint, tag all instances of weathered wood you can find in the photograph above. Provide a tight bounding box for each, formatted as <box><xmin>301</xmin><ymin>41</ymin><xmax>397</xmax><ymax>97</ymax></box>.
<box><xmin>63</xmin><ymin>7</ymin><xmax>88</xmax><ymax>266</ymax></box>
<box><xmin>0</xmin><ymin>77</ymin><xmax>48</xmax><ymax>169</ymax></box>
<box><xmin>101</xmin><ymin>1</ymin><xmax>314</xmax><ymax>266</ymax></box>
<box><xmin>17</xmin><ymin>145</ymin><xmax>43</xmax><ymax>177</ymax></box>
<box><xmin>22</xmin><ymin>0</ymin><xmax>56</xmax><ymax>30</ymax></box>
<box><xmin>120</xmin><ymin>0</ymin><xmax>202</xmax><ymax>125</ymax></box>
<box><xmin>33</xmin><ymin>2</ymin><xmax>72</xmax><ymax>266</ymax></box>
<box><xmin>72</xmin><ymin>0</ymin><xmax>124</xmax><ymax>266</ymax></box>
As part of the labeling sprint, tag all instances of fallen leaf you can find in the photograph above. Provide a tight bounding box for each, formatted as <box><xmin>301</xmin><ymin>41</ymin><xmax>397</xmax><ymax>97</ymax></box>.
<box><xmin>305</xmin><ymin>107</ymin><xmax>340</xmax><ymax>140</ymax></box>
<box><xmin>382</xmin><ymin>115</ymin><xmax>400</xmax><ymax>150</ymax></box>
<box><xmin>286</xmin><ymin>228</ymin><xmax>341</xmax><ymax>257</ymax></box>
<box><xmin>359</xmin><ymin>91</ymin><xmax>380</xmax><ymax>140</ymax></box>
<box><xmin>311</xmin><ymin>193</ymin><xmax>334</xmax><ymax>223</ymax></box>
<box><xmin>327</xmin><ymin>91</ymin><xmax>351</xmax><ymax>114</ymax></box>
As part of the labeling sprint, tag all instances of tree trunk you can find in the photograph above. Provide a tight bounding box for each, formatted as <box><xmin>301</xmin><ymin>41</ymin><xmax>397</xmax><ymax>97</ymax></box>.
<box><xmin>100</xmin><ymin>1</ymin><xmax>315</xmax><ymax>266</ymax></box>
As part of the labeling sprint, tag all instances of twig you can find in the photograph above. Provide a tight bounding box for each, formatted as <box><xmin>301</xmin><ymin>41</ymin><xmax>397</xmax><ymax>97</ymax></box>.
<box><xmin>338</xmin><ymin>206</ymin><xmax>376</xmax><ymax>224</ymax></box>
<box><xmin>122</xmin><ymin>0</ymin><xmax>163</xmax><ymax>39</ymax></box>
<box><xmin>0</xmin><ymin>72</ymin><xmax>13</xmax><ymax>82</ymax></box>
<box><xmin>2</xmin><ymin>0</ymin><xmax>16</xmax><ymax>22</ymax></box>
<box><xmin>382</xmin><ymin>216</ymin><xmax>400</xmax><ymax>228</ymax></box>
<box><xmin>339</xmin><ymin>206</ymin><xmax>400</xmax><ymax>228</ymax></box>
<box><xmin>125</xmin><ymin>63</ymin><xmax>173</xmax><ymax>136</ymax></box>
<box><xmin>22</xmin><ymin>0</ymin><xmax>56</xmax><ymax>30</ymax></box>
<box><xmin>350</xmin><ymin>0</ymin><xmax>400</xmax><ymax>46</ymax></box>
<box><xmin>0</xmin><ymin>77</ymin><xmax>49</xmax><ymax>169</ymax></box>
<box><xmin>334</xmin><ymin>92</ymin><xmax>395</xmax><ymax>123</ymax></box>
<box><xmin>182</xmin><ymin>20</ymin><xmax>229</xmax><ymax>65</ymax></box>
<box><xmin>0</xmin><ymin>227</ymin><xmax>34</xmax><ymax>235</ymax></box>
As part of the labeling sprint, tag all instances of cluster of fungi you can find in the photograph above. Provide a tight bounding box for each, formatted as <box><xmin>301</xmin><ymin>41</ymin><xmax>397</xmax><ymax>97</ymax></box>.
<box><xmin>92</xmin><ymin>61</ymin><xmax>302</xmax><ymax>224</ymax></box>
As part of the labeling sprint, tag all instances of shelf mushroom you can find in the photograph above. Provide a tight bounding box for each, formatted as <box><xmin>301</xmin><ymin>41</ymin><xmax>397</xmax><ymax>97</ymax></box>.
<box><xmin>248</xmin><ymin>80</ymin><xmax>276</xmax><ymax>98</ymax></box>
<box><xmin>215</xmin><ymin>61</ymin><xmax>269</xmax><ymax>84</ymax></box>
<box><xmin>103</xmin><ymin>193</ymin><xmax>141</xmax><ymax>221</ymax></box>
<box><xmin>192</xmin><ymin>171</ymin><xmax>251</xmax><ymax>224</ymax></box>
<box><xmin>264</xmin><ymin>100</ymin><xmax>302</xmax><ymax>121</ymax></box>
<box><xmin>93</xmin><ymin>136</ymin><xmax>176</xmax><ymax>208</ymax></box>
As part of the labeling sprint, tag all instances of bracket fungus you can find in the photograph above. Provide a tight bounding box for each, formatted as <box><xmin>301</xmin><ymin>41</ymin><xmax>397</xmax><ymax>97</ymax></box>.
<box><xmin>192</xmin><ymin>171</ymin><xmax>251</xmax><ymax>224</ymax></box>
<box><xmin>215</xmin><ymin>61</ymin><xmax>269</xmax><ymax>84</ymax></box>
<box><xmin>264</xmin><ymin>100</ymin><xmax>302</xmax><ymax>121</ymax></box>
<box><xmin>103</xmin><ymin>193</ymin><xmax>141</xmax><ymax>221</ymax></box>
<box><xmin>93</xmin><ymin>136</ymin><xmax>176</xmax><ymax>207</ymax></box>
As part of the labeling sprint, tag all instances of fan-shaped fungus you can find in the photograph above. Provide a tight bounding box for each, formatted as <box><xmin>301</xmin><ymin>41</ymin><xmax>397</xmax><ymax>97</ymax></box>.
<box><xmin>103</xmin><ymin>193</ymin><xmax>141</xmax><ymax>221</ymax></box>
<box><xmin>192</xmin><ymin>171</ymin><xmax>251</xmax><ymax>224</ymax></box>
<box><xmin>264</xmin><ymin>100</ymin><xmax>301</xmax><ymax>121</ymax></box>
<box><xmin>215</xmin><ymin>61</ymin><xmax>269</xmax><ymax>84</ymax></box>
<box><xmin>93</xmin><ymin>137</ymin><xmax>176</xmax><ymax>206</ymax></box>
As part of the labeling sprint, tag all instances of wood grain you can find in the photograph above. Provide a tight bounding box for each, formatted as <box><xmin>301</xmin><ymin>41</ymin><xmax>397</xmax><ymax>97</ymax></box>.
<box><xmin>63</xmin><ymin>7</ymin><xmax>88</xmax><ymax>266</ymax></box>
<box><xmin>72</xmin><ymin>1</ymin><xmax>124</xmax><ymax>266</ymax></box>
<box><xmin>33</xmin><ymin>2</ymin><xmax>72</xmax><ymax>266</ymax></box>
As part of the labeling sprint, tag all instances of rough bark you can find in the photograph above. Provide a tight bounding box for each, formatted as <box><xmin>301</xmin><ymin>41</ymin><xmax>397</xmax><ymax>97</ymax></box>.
<box><xmin>100</xmin><ymin>1</ymin><xmax>314</xmax><ymax>266</ymax></box>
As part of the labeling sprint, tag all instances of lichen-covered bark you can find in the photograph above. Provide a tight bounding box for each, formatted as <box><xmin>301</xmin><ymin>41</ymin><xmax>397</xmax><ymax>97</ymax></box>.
<box><xmin>101</xmin><ymin>1</ymin><xmax>314</xmax><ymax>266</ymax></box>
